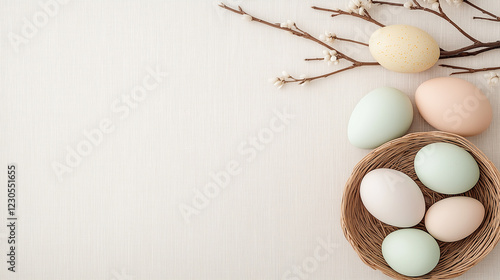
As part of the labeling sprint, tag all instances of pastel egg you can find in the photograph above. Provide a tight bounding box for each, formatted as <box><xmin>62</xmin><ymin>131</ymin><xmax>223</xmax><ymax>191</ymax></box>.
<box><xmin>415</xmin><ymin>77</ymin><xmax>492</xmax><ymax>136</ymax></box>
<box><xmin>348</xmin><ymin>87</ymin><xmax>413</xmax><ymax>149</ymax></box>
<box><xmin>360</xmin><ymin>169</ymin><xmax>425</xmax><ymax>227</ymax></box>
<box><xmin>425</xmin><ymin>197</ymin><xmax>485</xmax><ymax>242</ymax></box>
<box><xmin>414</xmin><ymin>143</ymin><xmax>480</xmax><ymax>194</ymax></box>
<box><xmin>369</xmin><ymin>24</ymin><xmax>440</xmax><ymax>73</ymax></box>
<box><xmin>382</xmin><ymin>229</ymin><xmax>440</xmax><ymax>277</ymax></box>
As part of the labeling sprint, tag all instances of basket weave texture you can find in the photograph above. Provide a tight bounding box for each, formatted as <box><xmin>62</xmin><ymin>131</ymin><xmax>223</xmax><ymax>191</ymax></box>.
<box><xmin>341</xmin><ymin>131</ymin><xmax>500</xmax><ymax>280</ymax></box>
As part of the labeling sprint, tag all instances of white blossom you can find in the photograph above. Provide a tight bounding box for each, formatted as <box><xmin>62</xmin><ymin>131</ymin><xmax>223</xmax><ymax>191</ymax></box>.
<box><xmin>446</xmin><ymin>0</ymin><xmax>463</xmax><ymax>6</ymax></box>
<box><xmin>423</xmin><ymin>0</ymin><xmax>440</xmax><ymax>11</ymax></box>
<box><xmin>280</xmin><ymin>20</ymin><xmax>295</xmax><ymax>34</ymax></box>
<box><xmin>359</xmin><ymin>7</ymin><xmax>366</xmax><ymax>16</ymax></box>
<box><xmin>345</xmin><ymin>0</ymin><xmax>372</xmax><ymax>15</ymax></box>
<box><xmin>319</xmin><ymin>31</ymin><xmax>336</xmax><ymax>43</ymax></box>
<box><xmin>403</xmin><ymin>1</ymin><xmax>414</xmax><ymax>9</ymax></box>
<box><xmin>485</xmin><ymin>72</ymin><xmax>500</xmax><ymax>86</ymax></box>
<box><xmin>241</xmin><ymin>14</ymin><xmax>252</xmax><ymax>22</ymax></box>
<box><xmin>270</xmin><ymin>77</ymin><xmax>285</xmax><ymax>89</ymax></box>
<box><xmin>269</xmin><ymin>71</ymin><xmax>292</xmax><ymax>89</ymax></box>
<box><xmin>280</xmin><ymin>20</ymin><xmax>295</xmax><ymax>29</ymax></box>
<box><xmin>299</xmin><ymin>74</ymin><xmax>310</xmax><ymax>86</ymax></box>
<box><xmin>347</xmin><ymin>2</ymin><xmax>358</xmax><ymax>12</ymax></box>
<box><xmin>323</xmin><ymin>49</ymin><xmax>339</xmax><ymax>66</ymax></box>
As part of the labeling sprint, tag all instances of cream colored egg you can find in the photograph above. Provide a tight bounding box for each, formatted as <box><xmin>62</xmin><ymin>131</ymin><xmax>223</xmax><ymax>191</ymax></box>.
<box><xmin>415</xmin><ymin>77</ymin><xmax>492</xmax><ymax>136</ymax></box>
<box><xmin>369</xmin><ymin>25</ymin><xmax>440</xmax><ymax>73</ymax></box>
<box><xmin>425</xmin><ymin>197</ymin><xmax>485</xmax><ymax>242</ymax></box>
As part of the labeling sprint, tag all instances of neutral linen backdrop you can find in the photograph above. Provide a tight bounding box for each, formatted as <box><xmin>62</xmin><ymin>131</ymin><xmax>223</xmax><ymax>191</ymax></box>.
<box><xmin>1</xmin><ymin>0</ymin><xmax>500</xmax><ymax>279</ymax></box>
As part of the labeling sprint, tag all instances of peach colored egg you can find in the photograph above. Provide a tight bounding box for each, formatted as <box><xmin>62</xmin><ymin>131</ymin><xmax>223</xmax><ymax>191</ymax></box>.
<box><xmin>425</xmin><ymin>197</ymin><xmax>485</xmax><ymax>242</ymax></box>
<box><xmin>369</xmin><ymin>25</ymin><xmax>440</xmax><ymax>73</ymax></box>
<box><xmin>415</xmin><ymin>77</ymin><xmax>492</xmax><ymax>136</ymax></box>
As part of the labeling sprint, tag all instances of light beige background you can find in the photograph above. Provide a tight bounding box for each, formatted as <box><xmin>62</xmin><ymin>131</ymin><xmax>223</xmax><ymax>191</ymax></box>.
<box><xmin>1</xmin><ymin>0</ymin><xmax>500</xmax><ymax>279</ymax></box>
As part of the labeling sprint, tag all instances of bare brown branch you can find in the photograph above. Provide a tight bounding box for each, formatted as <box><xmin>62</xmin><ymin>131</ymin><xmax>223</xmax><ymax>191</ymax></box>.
<box><xmin>440</xmin><ymin>64</ymin><xmax>500</xmax><ymax>75</ymax></box>
<box><xmin>284</xmin><ymin>64</ymin><xmax>378</xmax><ymax>85</ymax></box>
<box><xmin>373</xmin><ymin>0</ymin><xmax>479</xmax><ymax>43</ymax></box>
<box><xmin>219</xmin><ymin>2</ymin><xmax>380</xmax><ymax>86</ymax></box>
<box><xmin>311</xmin><ymin>6</ymin><xmax>385</xmax><ymax>27</ymax></box>
<box><xmin>463</xmin><ymin>0</ymin><xmax>500</xmax><ymax>22</ymax></box>
<box><xmin>336</xmin><ymin>37</ymin><xmax>369</xmax><ymax>46</ymax></box>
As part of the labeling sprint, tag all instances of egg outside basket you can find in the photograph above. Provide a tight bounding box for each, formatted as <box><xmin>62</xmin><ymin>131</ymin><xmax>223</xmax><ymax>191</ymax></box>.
<box><xmin>341</xmin><ymin>131</ymin><xmax>500</xmax><ymax>280</ymax></box>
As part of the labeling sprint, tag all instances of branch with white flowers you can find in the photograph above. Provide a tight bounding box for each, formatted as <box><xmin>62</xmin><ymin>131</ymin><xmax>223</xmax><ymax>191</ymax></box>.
<box><xmin>311</xmin><ymin>2</ymin><xmax>385</xmax><ymax>27</ymax></box>
<box><xmin>371</xmin><ymin>0</ymin><xmax>479</xmax><ymax>43</ymax></box>
<box><xmin>219</xmin><ymin>3</ymin><xmax>379</xmax><ymax>87</ymax></box>
<box><xmin>220</xmin><ymin>0</ymin><xmax>500</xmax><ymax>88</ymax></box>
<box><xmin>317</xmin><ymin>0</ymin><xmax>500</xmax><ymax>58</ymax></box>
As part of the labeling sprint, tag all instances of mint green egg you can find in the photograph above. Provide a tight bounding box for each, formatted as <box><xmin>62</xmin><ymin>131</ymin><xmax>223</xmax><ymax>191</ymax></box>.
<box><xmin>414</xmin><ymin>143</ymin><xmax>480</xmax><ymax>194</ymax></box>
<box><xmin>348</xmin><ymin>87</ymin><xmax>413</xmax><ymax>149</ymax></box>
<box><xmin>382</xmin><ymin>229</ymin><xmax>440</xmax><ymax>277</ymax></box>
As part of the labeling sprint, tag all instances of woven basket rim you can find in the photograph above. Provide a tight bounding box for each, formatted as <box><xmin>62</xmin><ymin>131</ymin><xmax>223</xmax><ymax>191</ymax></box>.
<box><xmin>341</xmin><ymin>131</ymin><xmax>500</xmax><ymax>280</ymax></box>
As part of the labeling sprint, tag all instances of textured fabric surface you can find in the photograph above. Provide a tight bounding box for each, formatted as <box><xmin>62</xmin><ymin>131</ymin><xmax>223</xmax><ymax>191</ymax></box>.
<box><xmin>1</xmin><ymin>0</ymin><xmax>500</xmax><ymax>279</ymax></box>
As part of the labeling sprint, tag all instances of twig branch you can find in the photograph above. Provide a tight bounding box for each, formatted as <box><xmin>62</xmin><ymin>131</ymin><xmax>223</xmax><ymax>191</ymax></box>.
<box><xmin>219</xmin><ymin>3</ymin><xmax>359</xmax><ymax>63</ymax></box>
<box><xmin>315</xmin><ymin>0</ymin><xmax>500</xmax><ymax>59</ymax></box>
<box><xmin>439</xmin><ymin>41</ymin><xmax>500</xmax><ymax>58</ymax></box>
<box><xmin>336</xmin><ymin>37</ymin><xmax>369</xmax><ymax>46</ymax></box>
<box><xmin>286</xmin><ymin>64</ymin><xmax>378</xmax><ymax>85</ymax></box>
<box><xmin>463</xmin><ymin>0</ymin><xmax>500</xmax><ymax>22</ymax></box>
<box><xmin>219</xmin><ymin>1</ymin><xmax>500</xmax><ymax>87</ymax></box>
<box><xmin>311</xmin><ymin>6</ymin><xmax>385</xmax><ymax>27</ymax></box>
<box><xmin>373</xmin><ymin>0</ymin><xmax>480</xmax><ymax>43</ymax></box>
<box><xmin>219</xmin><ymin>2</ymin><xmax>380</xmax><ymax>86</ymax></box>
<box><xmin>440</xmin><ymin>64</ymin><xmax>500</xmax><ymax>75</ymax></box>
<box><xmin>369</xmin><ymin>1</ymin><xmax>500</xmax><ymax>59</ymax></box>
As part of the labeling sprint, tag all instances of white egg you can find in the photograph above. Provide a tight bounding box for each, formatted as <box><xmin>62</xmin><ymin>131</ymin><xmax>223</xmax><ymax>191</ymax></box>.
<box><xmin>360</xmin><ymin>168</ymin><xmax>425</xmax><ymax>227</ymax></box>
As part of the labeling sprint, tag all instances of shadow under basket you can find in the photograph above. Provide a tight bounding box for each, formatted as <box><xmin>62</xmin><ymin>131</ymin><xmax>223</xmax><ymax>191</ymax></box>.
<box><xmin>342</xmin><ymin>131</ymin><xmax>500</xmax><ymax>280</ymax></box>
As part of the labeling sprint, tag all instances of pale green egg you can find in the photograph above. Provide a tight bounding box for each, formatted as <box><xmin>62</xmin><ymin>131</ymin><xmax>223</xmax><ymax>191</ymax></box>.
<box><xmin>414</xmin><ymin>142</ymin><xmax>480</xmax><ymax>194</ymax></box>
<box><xmin>382</xmin><ymin>229</ymin><xmax>440</xmax><ymax>277</ymax></box>
<box><xmin>348</xmin><ymin>87</ymin><xmax>413</xmax><ymax>149</ymax></box>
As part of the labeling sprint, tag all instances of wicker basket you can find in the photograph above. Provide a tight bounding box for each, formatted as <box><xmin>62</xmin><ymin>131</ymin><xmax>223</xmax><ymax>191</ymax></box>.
<box><xmin>342</xmin><ymin>131</ymin><xmax>500</xmax><ymax>280</ymax></box>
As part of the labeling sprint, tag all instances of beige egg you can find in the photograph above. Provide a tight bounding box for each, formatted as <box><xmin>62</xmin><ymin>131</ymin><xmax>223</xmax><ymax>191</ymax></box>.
<box><xmin>415</xmin><ymin>77</ymin><xmax>492</xmax><ymax>136</ymax></box>
<box><xmin>425</xmin><ymin>197</ymin><xmax>485</xmax><ymax>242</ymax></box>
<box><xmin>369</xmin><ymin>25</ymin><xmax>440</xmax><ymax>73</ymax></box>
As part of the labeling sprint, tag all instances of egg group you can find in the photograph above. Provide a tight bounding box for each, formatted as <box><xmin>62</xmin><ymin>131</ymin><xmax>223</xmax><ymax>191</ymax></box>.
<box><xmin>358</xmin><ymin>142</ymin><xmax>485</xmax><ymax>277</ymax></box>
<box><xmin>347</xmin><ymin>25</ymin><xmax>493</xmax><ymax>278</ymax></box>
